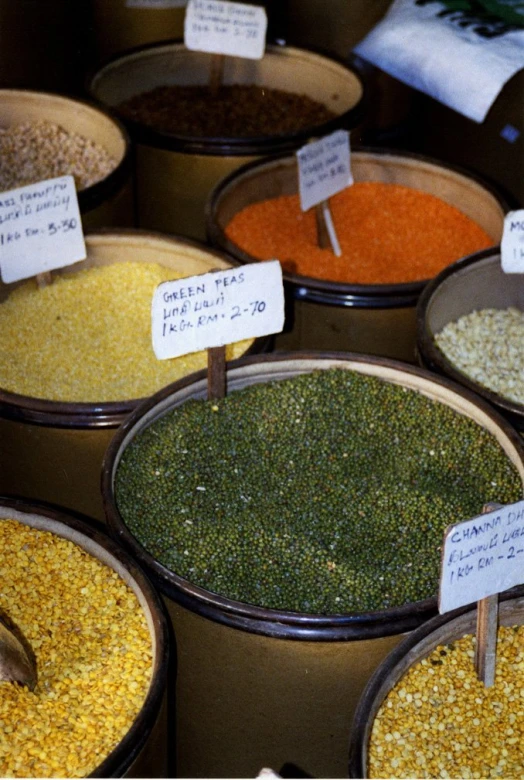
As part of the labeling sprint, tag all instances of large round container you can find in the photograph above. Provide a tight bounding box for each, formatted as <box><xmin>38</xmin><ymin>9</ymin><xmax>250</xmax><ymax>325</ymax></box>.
<box><xmin>88</xmin><ymin>0</ymin><xmax>186</xmax><ymax>66</ymax></box>
<box><xmin>101</xmin><ymin>352</ymin><xmax>524</xmax><ymax>778</ymax></box>
<box><xmin>206</xmin><ymin>149</ymin><xmax>508</xmax><ymax>362</ymax></box>
<box><xmin>87</xmin><ymin>41</ymin><xmax>366</xmax><ymax>240</ymax></box>
<box><xmin>417</xmin><ymin>248</ymin><xmax>524</xmax><ymax>433</ymax></box>
<box><xmin>0</xmin><ymin>230</ymin><xmax>265</xmax><ymax>524</ymax></box>
<box><xmin>0</xmin><ymin>89</ymin><xmax>133</xmax><ymax>230</ymax></box>
<box><xmin>0</xmin><ymin>495</ymin><xmax>170</xmax><ymax>778</ymax></box>
<box><xmin>348</xmin><ymin>591</ymin><xmax>524</xmax><ymax>779</ymax></box>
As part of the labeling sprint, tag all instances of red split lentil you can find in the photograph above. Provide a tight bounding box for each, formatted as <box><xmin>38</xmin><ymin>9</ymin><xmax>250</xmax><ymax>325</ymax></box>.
<box><xmin>0</xmin><ymin>518</ymin><xmax>153</xmax><ymax>778</ymax></box>
<box><xmin>224</xmin><ymin>182</ymin><xmax>494</xmax><ymax>285</ymax></box>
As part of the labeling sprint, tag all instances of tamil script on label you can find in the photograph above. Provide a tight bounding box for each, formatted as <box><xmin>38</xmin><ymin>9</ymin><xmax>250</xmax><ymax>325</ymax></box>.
<box><xmin>184</xmin><ymin>0</ymin><xmax>267</xmax><ymax>59</ymax></box>
<box><xmin>151</xmin><ymin>260</ymin><xmax>284</xmax><ymax>359</ymax></box>
<box><xmin>0</xmin><ymin>175</ymin><xmax>86</xmax><ymax>284</ymax></box>
<box><xmin>439</xmin><ymin>499</ymin><xmax>524</xmax><ymax>613</ymax></box>
<box><xmin>297</xmin><ymin>129</ymin><xmax>352</xmax><ymax>212</ymax></box>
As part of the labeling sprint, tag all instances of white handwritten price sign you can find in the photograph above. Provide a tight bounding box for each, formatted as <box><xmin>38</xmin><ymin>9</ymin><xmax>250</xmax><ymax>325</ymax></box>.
<box><xmin>297</xmin><ymin>129</ymin><xmax>352</xmax><ymax>213</ymax></box>
<box><xmin>184</xmin><ymin>0</ymin><xmax>267</xmax><ymax>59</ymax></box>
<box><xmin>501</xmin><ymin>209</ymin><xmax>524</xmax><ymax>273</ymax></box>
<box><xmin>0</xmin><ymin>175</ymin><xmax>86</xmax><ymax>284</ymax></box>
<box><xmin>439</xmin><ymin>499</ymin><xmax>524</xmax><ymax>614</ymax></box>
<box><xmin>152</xmin><ymin>260</ymin><xmax>284</xmax><ymax>359</ymax></box>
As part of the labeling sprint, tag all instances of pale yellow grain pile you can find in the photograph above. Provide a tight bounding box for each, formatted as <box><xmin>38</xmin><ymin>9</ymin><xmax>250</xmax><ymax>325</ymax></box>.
<box><xmin>0</xmin><ymin>261</ymin><xmax>253</xmax><ymax>402</ymax></box>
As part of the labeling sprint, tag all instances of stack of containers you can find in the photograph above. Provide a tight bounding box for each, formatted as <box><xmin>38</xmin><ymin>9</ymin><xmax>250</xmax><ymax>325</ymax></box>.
<box><xmin>2</xmin><ymin>5</ymin><xmax>523</xmax><ymax>779</ymax></box>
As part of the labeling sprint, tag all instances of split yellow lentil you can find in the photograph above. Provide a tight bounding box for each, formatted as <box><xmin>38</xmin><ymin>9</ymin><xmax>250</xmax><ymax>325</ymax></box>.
<box><xmin>0</xmin><ymin>518</ymin><xmax>153</xmax><ymax>778</ymax></box>
<box><xmin>224</xmin><ymin>182</ymin><xmax>493</xmax><ymax>285</ymax></box>
<box><xmin>0</xmin><ymin>261</ymin><xmax>253</xmax><ymax>402</ymax></box>
<box><xmin>368</xmin><ymin>624</ymin><xmax>524</xmax><ymax>779</ymax></box>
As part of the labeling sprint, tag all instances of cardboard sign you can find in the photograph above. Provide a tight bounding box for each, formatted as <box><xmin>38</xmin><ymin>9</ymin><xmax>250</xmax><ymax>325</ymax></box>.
<box><xmin>297</xmin><ymin>130</ymin><xmax>352</xmax><ymax>212</ymax></box>
<box><xmin>0</xmin><ymin>176</ymin><xmax>86</xmax><ymax>284</ymax></box>
<box><xmin>439</xmin><ymin>499</ymin><xmax>524</xmax><ymax>614</ymax></box>
<box><xmin>184</xmin><ymin>0</ymin><xmax>267</xmax><ymax>60</ymax></box>
<box><xmin>152</xmin><ymin>260</ymin><xmax>284</xmax><ymax>359</ymax></box>
<box><xmin>501</xmin><ymin>209</ymin><xmax>524</xmax><ymax>273</ymax></box>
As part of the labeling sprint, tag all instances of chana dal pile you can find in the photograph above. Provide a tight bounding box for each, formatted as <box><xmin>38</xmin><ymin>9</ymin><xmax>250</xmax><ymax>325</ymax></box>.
<box><xmin>0</xmin><ymin>261</ymin><xmax>253</xmax><ymax>402</ymax></box>
<box><xmin>0</xmin><ymin>518</ymin><xmax>153</xmax><ymax>778</ymax></box>
<box><xmin>368</xmin><ymin>624</ymin><xmax>524</xmax><ymax>779</ymax></box>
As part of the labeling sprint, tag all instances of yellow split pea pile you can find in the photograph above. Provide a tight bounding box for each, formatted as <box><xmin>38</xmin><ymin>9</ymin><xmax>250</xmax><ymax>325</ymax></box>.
<box><xmin>368</xmin><ymin>625</ymin><xmax>524</xmax><ymax>779</ymax></box>
<box><xmin>0</xmin><ymin>518</ymin><xmax>153</xmax><ymax>778</ymax></box>
<box><xmin>0</xmin><ymin>261</ymin><xmax>253</xmax><ymax>402</ymax></box>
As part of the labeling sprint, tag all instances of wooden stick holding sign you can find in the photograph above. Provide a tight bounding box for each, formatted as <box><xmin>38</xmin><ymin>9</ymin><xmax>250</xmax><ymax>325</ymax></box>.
<box><xmin>475</xmin><ymin>592</ymin><xmax>498</xmax><ymax>687</ymax></box>
<box><xmin>439</xmin><ymin>499</ymin><xmax>524</xmax><ymax>687</ymax></box>
<box><xmin>151</xmin><ymin>261</ymin><xmax>285</xmax><ymax>400</ymax></box>
<box><xmin>207</xmin><ymin>345</ymin><xmax>227</xmax><ymax>399</ymax></box>
<box><xmin>297</xmin><ymin>130</ymin><xmax>352</xmax><ymax>258</ymax></box>
<box><xmin>36</xmin><ymin>271</ymin><xmax>53</xmax><ymax>288</ymax></box>
<box><xmin>315</xmin><ymin>201</ymin><xmax>341</xmax><ymax>256</ymax></box>
<box><xmin>184</xmin><ymin>0</ymin><xmax>268</xmax><ymax>96</ymax></box>
<box><xmin>474</xmin><ymin>502</ymin><xmax>502</xmax><ymax>687</ymax></box>
<box><xmin>209</xmin><ymin>54</ymin><xmax>225</xmax><ymax>94</ymax></box>
<box><xmin>315</xmin><ymin>203</ymin><xmax>331</xmax><ymax>250</ymax></box>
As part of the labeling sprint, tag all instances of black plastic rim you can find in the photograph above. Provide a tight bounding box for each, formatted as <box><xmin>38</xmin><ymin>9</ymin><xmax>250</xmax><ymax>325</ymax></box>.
<box><xmin>101</xmin><ymin>351</ymin><xmax>524</xmax><ymax>642</ymax></box>
<box><xmin>0</xmin><ymin>495</ymin><xmax>170</xmax><ymax>779</ymax></box>
<box><xmin>86</xmin><ymin>40</ymin><xmax>368</xmax><ymax>157</ymax></box>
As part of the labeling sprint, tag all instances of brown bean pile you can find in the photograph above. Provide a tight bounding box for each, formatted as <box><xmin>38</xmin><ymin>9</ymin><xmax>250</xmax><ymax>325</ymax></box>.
<box><xmin>117</xmin><ymin>84</ymin><xmax>337</xmax><ymax>138</ymax></box>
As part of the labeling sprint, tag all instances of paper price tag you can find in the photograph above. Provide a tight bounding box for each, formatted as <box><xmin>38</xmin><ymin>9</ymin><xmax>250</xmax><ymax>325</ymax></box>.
<box><xmin>184</xmin><ymin>0</ymin><xmax>267</xmax><ymax>59</ymax></box>
<box><xmin>152</xmin><ymin>260</ymin><xmax>284</xmax><ymax>359</ymax></box>
<box><xmin>439</xmin><ymin>499</ymin><xmax>524</xmax><ymax>614</ymax></box>
<box><xmin>0</xmin><ymin>176</ymin><xmax>86</xmax><ymax>284</ymax></box>
<box><xmin>297</xmin><ymin>130</ymin><xmax>352</xmax><ymax>212</ymax></box>
<box><xmin>501</xmin><ymin>210</ymin><xmax>524</xmax><ymax>273</ymax></box>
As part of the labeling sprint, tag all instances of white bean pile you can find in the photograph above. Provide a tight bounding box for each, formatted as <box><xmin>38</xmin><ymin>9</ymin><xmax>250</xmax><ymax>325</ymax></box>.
<box><xmin>0</xmin><ymin>120</ymin><xmax>116</xmax><ymax>191</ymax></box>
<box><xmin>435</xmin><ymin>307</ymin><xmax>524</xmax><ymax>404</ymax></box>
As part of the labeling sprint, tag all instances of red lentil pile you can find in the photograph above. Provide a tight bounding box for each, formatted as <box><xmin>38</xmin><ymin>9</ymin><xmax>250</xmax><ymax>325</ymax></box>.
<box><xmin>224</xmin><ymin>182</ymin><xmax>494</xmax><ymax>285</ymax></box>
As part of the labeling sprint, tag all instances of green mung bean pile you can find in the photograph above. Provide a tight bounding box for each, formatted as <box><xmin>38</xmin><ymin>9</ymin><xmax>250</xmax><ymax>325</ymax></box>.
<box><xmin>115</xmin><ymin>368</ymin><xmax>523</xmax><ymax>614</ymax></box>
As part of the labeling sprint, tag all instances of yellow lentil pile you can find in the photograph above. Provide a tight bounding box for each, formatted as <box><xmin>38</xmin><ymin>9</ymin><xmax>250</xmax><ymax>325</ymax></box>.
<box><xmin>0</xmin><ymin>261</ymin><xmax>253</xmax><ymax>402</ymax></box>
<box><xmin>368</xmin><ymin>625</ymin><xmax>524</xmax><ymax>779</ymax></box>
<box><xmin>0</xmin><ymin>120</ymin><xmax>116</xmax><ymax>192</ymax></box>
<box><xmin>0</xmin><ymin>518</ymin><xmax>153</xmax><ymax>778</ymax></box>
